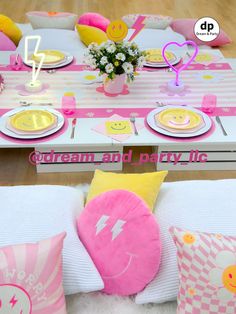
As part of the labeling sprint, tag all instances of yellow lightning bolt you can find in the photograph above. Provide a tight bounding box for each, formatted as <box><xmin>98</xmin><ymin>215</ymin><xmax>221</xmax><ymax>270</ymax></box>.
<box><xmin>24</xmin><ymin>35</ymin><xmax>45</xmax><ymax>83</ymax></box>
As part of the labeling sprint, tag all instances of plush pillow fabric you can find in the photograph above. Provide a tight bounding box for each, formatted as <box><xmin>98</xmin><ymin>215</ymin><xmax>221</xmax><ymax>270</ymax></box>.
<box><xmin>0</xmin><ymin>32</ymin><xmax>16</xmax><ymax>51</ymax></box>
<box><xmin>78</xmin><ymin>189</ymin><xmax>161</xmax><ymax>295</ymax></box>
<box><xmin>170</xmin><ymin>226</ymin><xmax>236</xmax><ymax>313</ymax></box>
<box><xmin>0</xmin><ymin>233</ymin><xmax>67</xmax><ymax>313</ymax></box>
<box><xmin>86</xmin><ymin>170</ymin><xmax>168</xmax><ymax>210</ymax></box>
<box><xmin>0</xmin><ymin>15</ymin><xmax>22</xmax><ymax>45</ymax></box>
<box><xmin>122</xmin><ymin>14</ymin><xmax>172</xmax><ymax>29</ymax></box>
<box><xmin>76</xmin><ymin>24</ymin><xmax>108</xmax><ymax>46</ymax></box>
<box><xmin>0</xmin><ymin>185</ymin><xmax>104</xmax><ymax>295</ymax></box>
<box><xmin>78</xmin><ymin>12</ymin><xmax>110</xmax><ymax>32</ymax></box>
<box><xmin>125</xmin><ymin>28</ymin><xmax>186</xmax><ymax>51</ymax></box>
<box><xmin>135</xmin><ymin>179</ymin><xmax>236</xmax><ymax>304</ymax></box>
<box><xmin>26</xmin><ymin>11</ymin><xmax>77</xmax><ymax>30</ymax></box>
<box><xmin>171</xmin><ymin>19</ymin><xmax>232</xmax><ymax>47</ymax></box>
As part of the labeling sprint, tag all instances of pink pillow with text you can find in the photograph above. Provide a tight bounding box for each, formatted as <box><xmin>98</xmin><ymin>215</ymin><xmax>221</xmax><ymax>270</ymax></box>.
<box><xmin>170</xmin><ymin>226</ymin><xmax>236</xmax><ymax>314</ymax></box>
<box><xmin>0</xmin><ymin>233</ymin><xmax>67</xmax><ymax>313</ymax></box>
<box><xmin>0</xmin><ymin>32</ymin><xmax>16</xmax><ymax>51</ymax></box>
<box><xmin>171</xmin><ymin>19</ymin><xmax>232</xmax><ymax>47</ymax></box>
<box><xmin>77</xmin><ymin>189</ymin><xmax>161</xmax><ymax>296</ymax></box>
<box><xmin>78</xmin><ymin>12</ymin><xmax>110</xmax><ymax>32</ymax></box>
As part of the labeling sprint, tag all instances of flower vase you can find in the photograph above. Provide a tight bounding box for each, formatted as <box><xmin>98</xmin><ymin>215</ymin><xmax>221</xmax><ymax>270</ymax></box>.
<box><xmin>103</xmin><ymin>74</ymin><xmax>126</xmax><ymax>95</ymax></box>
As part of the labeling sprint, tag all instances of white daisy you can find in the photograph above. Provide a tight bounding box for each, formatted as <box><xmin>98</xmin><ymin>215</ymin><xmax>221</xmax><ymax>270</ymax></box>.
<box><xmin>137</xmin><ymin>56</ymin><xmax>146</xmax><ymax>67</ymax></box>
<box><xmin>116</xmin><ymin>53</ymin><xmax>125</xmax><ymax>61</ymax></box>
<box><xmin>88</xmin><ymin>43</ymin><xmax>98</xmax><ymax>50</ymax></box>
<box><xmin>100</xmin><ymin>56</ymin><xmax>108</xmax><ymax>65</ymax></box>
<box><xmin>209</xmin><ymin>250</ymin><xmax>236</xmax><ymax>302</ymax></box>
<box><xmin>106</xmin><ymin>44</ymin><xmax>116</xmax><ymax>53</ymax></box>
<box><xmin>128</xmin><ymin>48</ymin><xmax>135</xmax><ymax>56</ymax></box>
<box><xmin>122</xmin><ymin>62</ymin><xmax>134</xmax><ymax>74</ymax></box>
<box><xmin>105</xmin><ymin>63</ymin><xmax>114</xmax><ymax>74</ymax></box>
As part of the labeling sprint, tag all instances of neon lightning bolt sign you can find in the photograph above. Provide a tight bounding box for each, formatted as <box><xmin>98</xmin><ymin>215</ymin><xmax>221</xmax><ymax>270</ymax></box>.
<box><xmin>24</xmin><ymin>35</ymin><xmax>45</xmax><ymax>84</ymax></box>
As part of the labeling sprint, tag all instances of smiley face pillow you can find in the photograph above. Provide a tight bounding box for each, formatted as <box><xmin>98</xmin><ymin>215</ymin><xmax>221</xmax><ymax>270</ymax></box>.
<box><xmin>77</xmin><ymin>189</ymin><xmax>161</xmax><ymax>295</ymax></box>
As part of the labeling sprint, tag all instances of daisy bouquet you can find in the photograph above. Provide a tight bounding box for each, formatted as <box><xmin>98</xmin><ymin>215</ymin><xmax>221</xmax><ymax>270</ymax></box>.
<box><xmin>84</xmin><ymin>40</ymin><xmax>146</xmax><ymax>82</ymax></box>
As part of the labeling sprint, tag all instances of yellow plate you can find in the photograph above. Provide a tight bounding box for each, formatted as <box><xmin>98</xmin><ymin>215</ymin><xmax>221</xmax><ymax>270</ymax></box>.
<box><xmin>156</xmin><ymin>108</ymin><xmax>202</xmax><ymax>130</ymax></box>
<box><xmin>31</xmin><ymin>50</ymin><xmax>65</xmax><ymax>64</ymax></box>
<box><xmin>145</xmin><ymin>49</ymin><xmax>175</xmax><ymax>63</ymax></box>
<box><xmin>10</xmin><ymin>110</ymin><xmax>56</xmax><ymax>132</ymax></box>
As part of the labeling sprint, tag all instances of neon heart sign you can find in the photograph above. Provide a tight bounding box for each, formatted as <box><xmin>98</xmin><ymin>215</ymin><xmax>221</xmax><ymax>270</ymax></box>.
<box><xmin>162</xmin><ymin>40</ymin><xmax>199</xmax><ymax>86</ymax></box>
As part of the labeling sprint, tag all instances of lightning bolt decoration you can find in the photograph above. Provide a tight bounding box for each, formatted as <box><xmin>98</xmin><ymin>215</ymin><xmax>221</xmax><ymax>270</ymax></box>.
<box><xmin>128</xmin><ymin>15</ymin><xmax>146</xmax><ymax>42</ymax></box>
<box><xmin>96</xmin><ymin>215</ymin><xmax>110</xmax><ymax>235</ymax></box>
<box><xmin>24</xmin><ymin>35</ymin><xmax>45</xmax><ymax>92</ymax></box>
<box><xmin>111</xmin><ymin>219</ymin><xmax>126</xmax><ymax>241</ymax></box>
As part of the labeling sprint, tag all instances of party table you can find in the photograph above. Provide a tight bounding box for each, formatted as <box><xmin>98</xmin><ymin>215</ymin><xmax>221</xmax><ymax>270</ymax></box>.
<box><xmin>1</xmin><ymin>49</ymin><xmax>236</xmax><ymax>172</ymax></box>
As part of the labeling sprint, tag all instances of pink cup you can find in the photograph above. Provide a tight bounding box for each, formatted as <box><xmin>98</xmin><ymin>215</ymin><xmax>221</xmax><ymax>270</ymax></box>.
<box><xmin>61</xmin><ymin>95</ymin><xmax>76</xmax><ymax>115</ymax></box>
<box><xmin>10</xmin><ymin>54</ymin><xmax>23</xmax><ymax>71</ymax></box>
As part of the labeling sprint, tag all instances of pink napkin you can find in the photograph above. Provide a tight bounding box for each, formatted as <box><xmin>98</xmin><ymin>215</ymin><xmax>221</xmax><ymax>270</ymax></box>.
<box><xmin>92</xmin><ymin>114</ymin><xmax>144</xmax><ymax>142</ymax></box>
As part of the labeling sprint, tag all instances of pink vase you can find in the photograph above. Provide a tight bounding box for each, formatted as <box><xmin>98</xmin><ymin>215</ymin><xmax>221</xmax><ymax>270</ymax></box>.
<box><xmin>103</xmin><ymin>74</ymin><xmax>126</xmax><ymax>95</ymax></box>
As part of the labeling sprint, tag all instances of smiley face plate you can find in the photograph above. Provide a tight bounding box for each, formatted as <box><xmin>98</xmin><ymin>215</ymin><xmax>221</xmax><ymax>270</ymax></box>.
<box><xmin>10</xmin><ymin>110</ymin><xmax>56</xmax><ymax>132</ymax></box>
<box><xmin>31</xmin><ymin>50</ymin><xmax>65</xmax><ymax>64</ymax></box>
<box><xmin>157</xmin><ymin>108</ymin><xmax>202</xmax><ymax>130</ymax></box>
<box><xmin>145</xmin><ymin>49</ymin><xmax>176</xmax><ymax>64</ymax></box>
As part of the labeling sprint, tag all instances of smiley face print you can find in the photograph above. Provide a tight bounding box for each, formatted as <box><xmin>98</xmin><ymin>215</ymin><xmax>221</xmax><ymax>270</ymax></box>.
<box><xmin>10</xmin><ymin>110</ymin><xmax>56</xmax><ymax>132</ymax></box>
<box><xmin>156</xmin><ymin>108</ymin><xmax>202</xmax><ymax>130</ymax></box>
<box><xmin>106</xmin><ymin>20</ymin><xmax>128</xmax><ymax>42</ymax></box>
<box><xmin>105</xmin><ymin>120</ymin><xmax>132</xmax><ymax>135</ymax></box>
<box><xmin>0</xmin><ymin>284</ymin><xmax>32</xmax><ymax>314</ymax></box>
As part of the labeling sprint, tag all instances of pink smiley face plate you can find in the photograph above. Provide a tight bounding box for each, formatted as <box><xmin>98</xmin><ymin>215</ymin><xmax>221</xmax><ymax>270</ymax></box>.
<box><xmin>77</xmin><ymin>190</ymin><xmax>161</xmax><ymax>296</ymax></box>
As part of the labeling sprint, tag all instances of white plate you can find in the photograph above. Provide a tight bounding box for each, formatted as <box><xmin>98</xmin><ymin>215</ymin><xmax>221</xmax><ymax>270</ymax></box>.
<box><xmin>143</xmin><ymin>48</ymin><xmax>181</xmax><ymax>68</ymax></box>
<box><xmin>146</xmin><ymin>105</ymin><xmax>212</xmax><ymax>138</ymax></box>
<box><xmin>0</xmin><ymin>106</ymin><xmax>65</xmax><ymax>139</ymax></box>
<box><xmin>24</xmin><ymin>51</ymin><xmax>74</xmax><ymax>69</ymax></box>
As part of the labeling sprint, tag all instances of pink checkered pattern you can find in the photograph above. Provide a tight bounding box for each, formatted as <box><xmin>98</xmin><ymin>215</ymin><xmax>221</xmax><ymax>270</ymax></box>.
<box><xmin>170</xmin><ymin>227</ymin><xmax>236</xmax><ymax>314</ymax></box>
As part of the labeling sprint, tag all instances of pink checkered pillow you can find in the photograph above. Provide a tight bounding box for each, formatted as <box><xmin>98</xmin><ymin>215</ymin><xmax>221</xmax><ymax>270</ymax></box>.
<box><xmin>0</xmin><ymin>233</ymin><xmax>66</xmax><ymax>313</ymax></box>
<box><xmin>170</xmin><ymin>226</ymin><xmax>236</xmax><ymax>314</ymax></box>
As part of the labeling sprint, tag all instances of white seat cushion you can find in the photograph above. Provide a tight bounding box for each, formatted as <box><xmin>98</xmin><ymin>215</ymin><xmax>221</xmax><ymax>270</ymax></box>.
<box><xmin>136</xmin><ymin>179</ymin><xmax>236</xmax><ymax>304</ymax></box>
<box><xmin>0</xmin><ymin>185</ymin><xmax>104</xmax><ymax>295</ymax></box>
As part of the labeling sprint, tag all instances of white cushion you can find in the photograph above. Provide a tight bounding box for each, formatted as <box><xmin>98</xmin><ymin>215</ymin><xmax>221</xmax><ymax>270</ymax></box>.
<box><xmin>0</xmin><ymin>185</ymin><xmax>104</xmax><ymax>295</ymax></box>
<box><xmin>125</xmin><ymin>28</ymin><xmax>186</xmax><ymax>51</ymax></box>
<box><xmin>122</xmin><ymin>14</ymin><xmax>172</xmax><ymax>29</ymax></box>
<box><xmin>26</xmin><ymin>11</ymin><xmax>77</xmax><ymax>30</ymax></box>
<box><xmin>136</xmin><ymin>179</ymin><xmax>236</xmax><ymax>303</ymax></box>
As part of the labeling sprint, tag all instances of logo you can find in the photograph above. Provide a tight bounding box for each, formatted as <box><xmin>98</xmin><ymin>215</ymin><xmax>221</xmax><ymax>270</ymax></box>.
<box><xmin>194</xmin><ymin>17</ymin><xmax>219</xmax><ymax>42</ymax></box>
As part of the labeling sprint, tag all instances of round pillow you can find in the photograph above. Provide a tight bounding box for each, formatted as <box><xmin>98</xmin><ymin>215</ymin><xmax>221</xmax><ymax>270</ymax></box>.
<box><xmin>0</xmin><ymin>32</ymin><xmax>16</xmax><ymax>51</ymax></box>
<box><xmin>77</xmin><ymin>189</ymin><xmax>161</xmax><ymax>296</ymax></box>
<box><xmin>0</xmin><ymin>15</ymin><xmax>22</xmax><ymax>45</ymax></box>
<box><xmin>78</xmin><ymin>12</ymin><xmax>110</xmax><ymax>32</ymax></box>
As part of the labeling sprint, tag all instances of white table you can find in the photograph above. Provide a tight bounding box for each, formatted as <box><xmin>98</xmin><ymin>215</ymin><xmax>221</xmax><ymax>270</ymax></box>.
<box><xmin>1</xmin><ymin>50</ymin><xmax>236</xmax><ymax>172</ymax></box>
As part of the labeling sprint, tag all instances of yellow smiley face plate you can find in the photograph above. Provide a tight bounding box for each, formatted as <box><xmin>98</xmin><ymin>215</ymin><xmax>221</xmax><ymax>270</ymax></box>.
<box><xmin>156</xmin><ymin>108</ymin><xmax>202</xmax><ymax>130</ymax></box>
<box><xmin>145</xmin><ymin>49</ymin><xmax>175</xmax><ymax>63</ymax></box>
<box><xmin>10</xmin><ymin>110</ymin><xmax>57</xmax><ymax>132</ymax></box>
<box><xmin>31</xmin><ymin>50</ymin><xmax>65</xmax><ymax>64</ymax></box>
<box><xmin>105</xmin><ymin>120</ymin><xmax>132</xmax><ymax>135</ymax></box>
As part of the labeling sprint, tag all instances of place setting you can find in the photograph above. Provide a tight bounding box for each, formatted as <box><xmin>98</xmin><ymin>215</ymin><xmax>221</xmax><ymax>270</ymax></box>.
<box><xmin>143</xmin><ymin>48</ymin><xmax>182</xmax><ymax>68</ymax></box>
<box><xmin>146</xmin><ymin>105</ymin><xmax>213</xmax><ymax>140</ymax></box>
<box><xmin>24</xmin><ymin>49</ymin><xmax>74</xmax><ymax>70</ymax></box>
<box><xmin>0</xmin><ymin>106</ymin><xmax>66</xmax><ymax>142</ymax></box>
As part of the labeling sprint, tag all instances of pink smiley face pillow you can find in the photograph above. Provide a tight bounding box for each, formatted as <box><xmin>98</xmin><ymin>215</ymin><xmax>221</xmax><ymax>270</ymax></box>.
<box><xmin>77</xmin><ymin>189</ymin><xmax>161</xmax><ymax>295</ymax></box>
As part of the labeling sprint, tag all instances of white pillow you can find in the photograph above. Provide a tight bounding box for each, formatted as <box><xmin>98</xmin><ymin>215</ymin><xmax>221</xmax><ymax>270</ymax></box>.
<box><xmin>136</xmin><ymin>179</ymin><xmax>236</xmax><ymax>304</ymax></box>
<box><xmin>125</xmin><ymin>28</ymin><xmax>186</xmax><ymax>51</ymax></box>
<box><xmin>27</xmin><ymin>11</ymin><xmax>77</xmax><ymax>30</ymax></box>
<box><xmin>0</xmin><ymin>185</ymin><xmax>104</xmax><ymax>295</ymax></box>
<box><xmin>122</xmin><ymin>14</ymin><xmax>172</xmax><ymax>29</ymax></box>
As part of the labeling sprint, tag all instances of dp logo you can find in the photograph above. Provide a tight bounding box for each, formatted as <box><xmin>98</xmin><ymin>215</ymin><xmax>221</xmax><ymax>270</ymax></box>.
<box><xmin>194</xmin><ymin>17</ymin><xmax>219</xmax><ymax>42</ymax></box>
